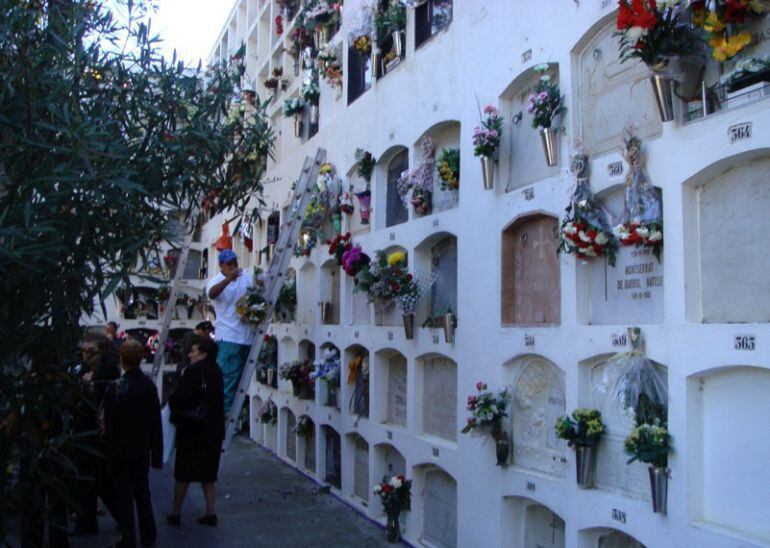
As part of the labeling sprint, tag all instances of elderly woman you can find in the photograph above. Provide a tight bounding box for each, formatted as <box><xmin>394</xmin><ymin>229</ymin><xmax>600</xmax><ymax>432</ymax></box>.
<box><xmin>166</xmin><ymin>336</ymin><xmax>224</xmax><ymax>527</ymax></box>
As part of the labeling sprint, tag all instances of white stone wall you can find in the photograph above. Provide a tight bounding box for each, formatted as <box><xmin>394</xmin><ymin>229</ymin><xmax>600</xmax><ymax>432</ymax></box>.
<box><xmin>204</xmin><ymin>2</ymin><xmax>770</xmax><ymax>547</ymax></box>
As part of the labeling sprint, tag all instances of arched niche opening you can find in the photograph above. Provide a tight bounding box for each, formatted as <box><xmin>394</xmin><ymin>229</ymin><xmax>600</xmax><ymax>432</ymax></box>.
<box><xmin>345</xmin><ymin>268</ymin><xmax>371</xmax><ymax>326</ymax></box>
<box><xmin>319</xmin><ymin>259</ymin><xmax>341</xmax><ymax>325</ymax></box>
<box><xmin>373</xmin><ymin>245</ymin><xmax>409</xmax><ymax>327</ymax></box>
<box><xmin>372</xmin><ymin>348</ymin><xmax>408</xmax><ymax>429</ymax></box>
<box><xmin>173</xmin><ymin>283</ymin><xmax>207</xmax><ymax>321</ymax></box>
<box><xmin>277</xmin><ymin>336</ymin><xmax>296</xmax><ymax>393</ymax></box>
<box><xmin>373</xmin><ymin>145</ymin><xmax>410</xmax><ymax>230</ymax></box>
<box><xmin>298</xmin><ymin>262</ymin><xmax>317</xmax><ymax>325</ymax></box>
<box><xmin>264</xmin><ymin>405</ymin><xmax>278</xmax><ymax>452</ymax></box>
<box><xmin>579</xmin><ymin>353</ymin><xmax>668</xmax><ymax>501</ymax></box>
<box><xmin>683</xmin><ymin>153</ymin><xmax>770</xmax><ymax>323</ymax></box>
<box><xmin>498</xmin><ymin>64</ymin><xmax>562</xmax><ymax>193</ymax></box>
<box><xmin>298</xmin><ymin>415</ymin><xmax>316</xmax><ymax>475</ymax></box>
<box><xmin>322</xmin><ymin>425</ymin><xmax>342</xmax><ymax>489</ymax></box>
<box><xmin>346</xmin><ymin>432</ymin><xmax>370</xmax><ymax>503</ymax></box>
<box><xmin>501</xmin><ymin>213</ymin><xmax>560</xmax><ymax>326</ymax></box>
<box><xmin>283</xmin><ymin>407</ymin><xmax>297</xmax><ymax>462</ymax></box>
<box><xmin>417</xmin><ymin>353</ymin><xmax>457</xmax><ymax>443</ymax></box>
<box><xmin>688</xmin><ymin>365</ymin><xmax>770</xmax><ymax>541</ymax></box>
<box><xmin>318</xmin><ymin>342</ymin><xmax>341</xmax><ymax>409</ymax></box>
<box><xmin>414</xmin><ymin>464</ymin><xmax>457</xmax><ymax>548</ymax></box>
<box><xmin>502</xmin><ymin>497</ymin><xmax>565</xmax><ymax>548</ymax></box>
<box><xmin>578</xmin><ymin>527</ymin><xmax>646</xmax><ymax>548</ymax></box>
<box><xmin>414</xmin><ymin>120</ymin><xmax>461</xmax><ymax>215</ymax></box>
<box><xmin>504</xmin><ymin>354</ymin><xmax>566</xmax><ymax>477</ymax></box>
<box><xmin>345</xmin><ymin>162</ymin><xmax>371</xmax><ymax>235</ymax></box>
<box><xmin>120</xmin><ymin>286</ymin><xmax>159</xmax><ymax>320</ymax></box>
<box><xmin>573</xmin><ymin>13</ymin><xmax>660</xmax><ymax>157</ymax></box>
<box><xmin>344</xmin><ymin>344</ymin><xmax>370</xmax><ymax>419</ymax></box>
<box><xmin>275</xmin><ymin>267</ymin><xmax>296</xmax><ymax>323</ymax></box>
<box><xmin>415</xmin><ymin>232</ymin><xmax>458</xmax><ymax>324</ymax></box>
<box><xmin>250</xmin><ymin>395</ymin><xmax>264</xmax><ymax>445</ymax></box>
<box><xmin>374</xmin><ymin>442</ymin><xmax>406</xmax><ymax>482</ymax></box>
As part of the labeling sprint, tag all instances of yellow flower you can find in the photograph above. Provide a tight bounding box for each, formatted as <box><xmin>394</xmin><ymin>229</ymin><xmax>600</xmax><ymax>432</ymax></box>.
<box><xmin>709</xmin><ymin>32</ymin><xmax>752</xmax><ymax>62</ymax></box>
<box><xmin>702</xmin><ymin>11</ymin><xmax>724</xmax><ymax>34</ymax></box>
<box><xmin>387</xmin><ymin>251</ymin><xmax>406</xmax><ymax>266</ymax></box>
<box><xmin>319</xmin><ymin>162</ymin><xmax>333</xmax><ymax>175</ymax></box>
<box><xmin>748</xmin><ymin>0</ymin><xmax>764</xmax><ymax>15</ymax></box>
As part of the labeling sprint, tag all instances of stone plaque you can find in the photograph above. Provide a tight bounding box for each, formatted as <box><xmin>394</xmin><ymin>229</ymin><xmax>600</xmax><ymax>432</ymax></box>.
<box><xmin>430</xmin><ymin>237</ymin><xmax>458</xmax><ymax>317</ymax></box>
<box><xmin>324</xmin><ymin>427</ymin><xmax>341</xmax><ymax>489</ymax></box>
<box><xmin>353</xmin><ymin>437</ymin><xmax>370</xmax><ymax>502</ymax></box>
<box><xmin>350</xmin><ymin>282</ymin><xmax>370</xmax><ymax>325</ymax></box>
<box><xmin>328</xmin><ymin>267</ymin><xmax>340</xmax><ymax>324</ymax></box>
<box><xmin>699</xmin><ymin>157</ymin><xmax>770</xmax><ymax>323</ymax></box>
<box><xmin>510</xmin><ymin>356</ymin><xmax>567</xmax><ymax>477</ymax></box>
<box><xmin>422</xmin><ymin>358</ymin><xmax>457</xmax><ymax>442</ymax></box>
<box><xmin>386</xmin><ymin>355</ymin><xmax>408</xmax><ymax>427</ymax></box>
<box><xmin>304</xmin><ymin>426</ymin><xmax>316</xmax><ymax>472</ymax></box>
<box><xmin>265</xmin><ymin>422</ymin><xmax>277</xmax><ymax>452</ymax></box>
<box><xmin>579</xmin><ymin>21</ymin><xmax>659</xmax><ymax>156</ymax></box>
<box><xmin>502</xmin><ymin>215</ymin><xmax>560</xmax><ymax>325</ymax></box>
<box><xmin>598</xmin><ymin>531</ymin><xmax>644</xmax><ymax>548</ymax></box>
<box><xmin>383</xmin><ymin>445</ymin><xmax>406</xmax><ymax>477</ymax></box>
<box><xmin>299</xmin><ymin>265</ymin><xmax>316</xmax><ymax>325</ymax></box>
<box><xmin>286</xmin><ymin>412</ymin><xmax>296</xmax><ymax>461</ymax></box>
<box><xmin>524</xmin><ymin>505</ymin><xmax>565</xmax><ymax>548</ymax></box>
<box><xmin>590</xmin><ymin>189</ymin><xmax>663</xmax><ymax>325</ymax></box>
<box><xmin>423</xmin><ymin>470</ymin><xmax>457</xmax><ymax>548</ymax></box>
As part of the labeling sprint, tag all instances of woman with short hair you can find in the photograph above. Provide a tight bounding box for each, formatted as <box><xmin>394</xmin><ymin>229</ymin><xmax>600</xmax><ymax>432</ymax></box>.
<box><xmin>166</xmin><ymin>336</ymin><xmax>224</xmax><ymax>527</ymax></box>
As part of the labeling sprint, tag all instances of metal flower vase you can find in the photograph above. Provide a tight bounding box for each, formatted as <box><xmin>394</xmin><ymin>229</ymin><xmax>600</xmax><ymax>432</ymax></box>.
<box><xmin>402</xmin><ymin>312</ymin><xmax>415</xmax><ymax>340</ymax></box>
<box><xmin>480</xmin><ymin>156</ymin><xmax>494</xmax><ymax>190</ymax></box>
<box><xmin>492</xmin><ymin>420</ymin><xmax>510</xmax><ymax>466</ymax></box>
<box><xmin>371</xmin><ymin>48</ymin><xmax>381</xmax><ymax>80</ymax></box>
<box><xmin>575</xmin><ymin>445</ymin><xmax>596</xmax><ymax>488</ymax></box>
<box><xmin>386</xmin><ymin>512</ymin><xmax>400</xmax><ymax>543</ymax></box>
<box><xmin>313</xmin><ymin>27</ymin><xmax>330</xmax><ymax>50</ymax></box>
<box><xmin>309</xmin><ymin>104</ymin><xmax>319</xmax><ymax>125</ymax></box>
<box><xmin>321</xmin><ymin>301</ymin><xmax>332</xmax><ymax>324</ymax></box>
<box><xmin>267</xmin><ymin>368</ymin><xmax>275</xmax><ymax>387</ymax></box>
<box><xmin>442</xmin><ymin>312</ymin><xmax>456</xmax><ymax>343</ymax></box>
<box><xmin>649</xmin><ymin>466</ymin><xmax>668</xmax><ymax>515</ymax></box>
<box><xmin>649</xmin><ymin>74</ymin><xmax>676</xmax><ymax>123</ymax></box>
<box><xmin>293</xmin><ymin>116</ymin><xmax>303</xmax><ymax>138</ymax></box>
<box><xmin>539</xmin><ymin>127</ymin><xmax>558</xmax><ymax>167</ymax></box>
<box><xmin>392</xmin><ymin>31</ymin><xmax>404</xmax><ymax>58</ymax></box>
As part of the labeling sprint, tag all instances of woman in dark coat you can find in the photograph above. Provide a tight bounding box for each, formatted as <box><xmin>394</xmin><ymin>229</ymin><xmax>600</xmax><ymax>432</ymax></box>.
<box><xmin>166</xmin><ymin>336</ymin><xmax>225</xmax><ymax>527</ymax></box>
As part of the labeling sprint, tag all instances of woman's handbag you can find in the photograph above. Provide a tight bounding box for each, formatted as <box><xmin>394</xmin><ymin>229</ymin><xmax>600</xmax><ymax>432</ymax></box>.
<box><xmin>170</xmin><ymin>368</ymin><xmax>207</xmax><ymax>426</ymax></box>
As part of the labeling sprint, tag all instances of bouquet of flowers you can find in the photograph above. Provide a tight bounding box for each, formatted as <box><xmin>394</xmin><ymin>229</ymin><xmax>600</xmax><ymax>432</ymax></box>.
<box><xmin>461</xmin><ymin>382</ymin><xmax>511</xmax><ymax>434</ymax></box>
<box><xmin>317</xmin><ymin>162</ymin><xmax>335</xmax><ymax>193</ymax></box>
<box><xmin>283</xmin><ymin>97</ymin><xmax>305</xmax><ymax>118</ymax></box>
<box><xmin>304</xmin><ymin>198</ymin><xmax>329</xmax><ymax>228</ymax></box>
<box><xmin>355</xmin><ymin>148</ymin><xmax>377</xmax><ymax>182</ymax></box>
<box><xmin>295</xmin><ymin>415</ymin><xmax>314</xmax><ymax>437</ymax></box>
<box><xmin>276</xmin><ymin>276</ymin><xmax>297</xmax><ymax>321</ymax></box>
<box><xmin>473</xmin><ymin>105</ymin><xmax>504</xmax><ymax>158</ymax></box>
<box><xmin>280</xmin><ymin>359</ymin><xmax>316</xmax><ymax>397</ymax></box>
<box><xmin>339</xmin><ymin>191</ymin><xmax>354</xmax><ymax>214</ymax></box>
<box><xmin>157</xmin><ymin>285</ymin><xmax>171</xmax><ymax>303</ymax></box>
<box><xmin>436</xmin><ymin>148</ymin><xmax>460</xmax><ymax>191</ymax></box>
<box><xmin>612</xmin><ymin>133</ymin><xmax>663</xmax><ymax>260</ymax></box>
<box><xmin>327</xmin><ymin>232</ymin><xmax>352</xmax><ymax>265</ymax></box>
<box><xmin>692</xmin><ymin>0</ymin><xmax>765</xmax><ymax>62</ymax></box>
<box><xmin>555</xmin><ymin>409</ymin><xmax>606</xmax><ymax>448</ymax></box>
<box><xmin>288</xmin><ymin>26</ymin><xmax>311</xmax><ymax>59</ymax></box>
<box><xmin>275</xmin><ymin>14</ymin><xmax>284</xmax><ymax>35</ymax></box>
<box><xmin>236</xmin><ymin>285</ymin><xmax>270</xmax><ymax>326</ymax></box>
<box><xmin>258</xmin><ymin>400</ymin><xmax>278</xmax><ymax>424</ymax></box>
<box><xmin>558</xmin><ymin>149</ymin><xmax>619</xmax><ymax>265</ymax></box>
<box><xmin>310</xmin><ymin>347</ymin><xmax>341</xmax><ymax>385</ymax></box>
<box><xmin>354</xmin><ymin>250</ymin><xmax>413</xmax><ymax>304</ymax></box>
<box><xmin>616</xmin><ymin>0</ymin><xmax>701</xmax><ymax>69</ymax></box>
<box><xmin>528</xmin><ymin>64</ymin><xmax>566</xmax><ymax>129</ymax></box>
<box><xmin>373</xmin><ymin>475</ymin><xmax>412</xmax><ymax>517</ymax></box>
<box><xmin>353</xmin><ymin>34</ymin><xmax>372</xmax><ymax>55</ymax></box>
<box><xmin>341</xmin><ymin>243</ymin><xmax>371</xmax><ymax>277</ymax></box>
<box><xmin>624</xmin><ymin>422</ymin><xmax>671</xmax><ymax>467</ymax></box>
<box><xmin>317</xmin><ymin>45</ymin><xmax>343</xmax><ymax>87</ymax></box>
<box><xmin>398</xmin><ymin>136</ymin><xmax>435</xmax><ymax>215</ymax></box>
<box><xmin>719</xmin><ymin>54</ymin><xmax>770</xmax><ymax>90</ymax></box>
<box><xmin>301</xmin><ymin>78</ymin><xmax>321</xmax><ymax>104</ymax></box>
<box><xmin>303</xmin><ymin>0</ymin><xmax>341</xmax><ymax>30</ymax></box>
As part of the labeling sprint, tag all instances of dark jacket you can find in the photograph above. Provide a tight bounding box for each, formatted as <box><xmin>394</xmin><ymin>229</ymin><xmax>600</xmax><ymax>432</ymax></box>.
<box><xmin>103</xmin><ymin>368</ymin><xmax>163</xmax><ymax>468</ymax></box>
<box><xmin>169</xmin><ymin>357</ymin><xmax>225</xmax><ymax>449</ymax></box>
<box><xmin>73</xmin><ymin>354</ymin><xmax>121</xmax><ymax>435</ymax></box>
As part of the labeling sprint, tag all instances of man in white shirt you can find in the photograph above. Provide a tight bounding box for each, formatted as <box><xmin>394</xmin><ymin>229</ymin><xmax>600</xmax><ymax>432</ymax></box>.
<box><xmin>206</xmin><ymin>249</ymin><xmax>254</xmax><ymax>414</ymax></box>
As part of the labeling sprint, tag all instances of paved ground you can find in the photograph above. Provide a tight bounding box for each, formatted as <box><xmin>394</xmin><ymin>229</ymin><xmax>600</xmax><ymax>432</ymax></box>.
<box><xmin>68</xmin><ymin>435</ymin><xmax>392</xmax><ymax>548</ymax></box>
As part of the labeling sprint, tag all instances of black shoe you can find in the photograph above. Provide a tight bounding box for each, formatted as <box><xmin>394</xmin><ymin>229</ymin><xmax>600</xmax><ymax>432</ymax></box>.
<box><xmin>165</xmin><ymin>514</ymin><xmax>181</xmax><ymax>527</ymax></box>
<box><xmin>197</xmin><ymin>514</ymin><xmax>217</xmax><ymax>527</ymax></box>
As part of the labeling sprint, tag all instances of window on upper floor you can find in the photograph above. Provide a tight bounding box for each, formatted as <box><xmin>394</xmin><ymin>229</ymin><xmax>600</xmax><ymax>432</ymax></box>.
<box><xmin>415</xmin><ymin>0</ymin><xmax>452</xmax><ymax>49</ymax></box>
<box><xmin>347</xmin><ymin>46</ymin><xmax>372</xmax><ymax>105</ymax></box>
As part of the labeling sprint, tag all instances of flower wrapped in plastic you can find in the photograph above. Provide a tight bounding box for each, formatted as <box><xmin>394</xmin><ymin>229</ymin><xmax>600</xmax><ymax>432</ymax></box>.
<box><xmin>612</xmin><ymin>132</ymin><xmax>663</xmax><ymax>261</ymax></box>
<box><xmin>295</xmin><ymin>415</ymin><xmax>313</xmax><ymax>437</ymax></box>
<box><xmin>258</xmin><ymin>400</ymin><xmax>278</xmax><ymax>424</ymax></box>
<box><xmin>310</xmin><ymin>347</ymin><xmax>341</xmax><ymax>385</ymax></box>
<box><xmin>558</xmin><ymin>148</ymin><xmax>619</xmax><ymax>265</ymax></box>
<box><xmin>397</xmin><ymin>136</ymin><xmax>435</xmax><ymax>214</ymax></box>
<box><xmin>354</xmin><ymin>249</ymin><xmax>414</xmax><ymax>305</ymax></box>
<box><xmin>473</xmin><ymin>105</ymin><xmax>503</xmax><ymax>158</ymax></box>
<box><xmin>316</xmin><ymin>45</ymin><xmax>343</xmax><ymax>87</ymax></box>
<box><xmin>342</xmin><ymin>0</ymin><xmax>377</xmax><ymax>54</ymax></box>
<box><xmin>436</xmin><ymin>147</ymin><xmax>460</xmax><ymax>191</ymax></box>
<box><xmin>394</xmin><ymin>269</ymin><xmax>436</xmax><ymax>315</ymax></box>
<box><xmin>373</xmin><ymin>475</ymin><xmax>412</xmax><ymax>518</ymax></box>
<box><xmin>236</xmin><ymin>285</ymin><xmax>270</xmax><ymax>326</ymax></box>
<box><xmin>461</xmin><ymin>382</ymin><xmax>511</xmax><ymax>438</ymax></box>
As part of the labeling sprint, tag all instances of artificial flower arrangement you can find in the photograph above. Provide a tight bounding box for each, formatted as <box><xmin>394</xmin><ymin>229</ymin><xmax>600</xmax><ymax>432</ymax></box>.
<box><xmin>693</xmin><ymin>0</ymin><xmax>765</xmax><ymax>62</ymax></box>
<box><xmin>374</xmin><ymin>0</ymin><xmax>407</xmax><ymax>70</ymax></box>
<box><xmin>327</xmin><ymin>232</ymin><xmax>352</xmax><ymax>265</ymax></box>
<box><xmin>275</xmin><ymin>14</ymin><xmax>284</xmax><ymax>36</ymax></box>
<box><xmin>347</xmin><ymin>352</ymin><xmax>370</xmax><ymax>417</ymax></box>
<box><xmin>264</xmin><ymin>67</ymin><xmax>285</xmax><ymax>91</ymax></box>
<box><xmin>339</xmin><ymin>191</ymin><xmax>354</xmax><ymax>214</ymax></box>
<box><xmin>397</xmin><ymin>136</ymin><xmax>435</xmax><ymax>216</ymax></box>
<box><xmin>317</xmin><ymin>162</ymin><xmax>335</xmax><ymax>193</ymax></box>
<box><xmin>310</xmin><ymin>347</ymin><xmax>341</xmax><ymax>386</ymax></box>
<box><xmin>288</xmin><ymin>26</ymin><xmax>312</xmax><ymax>60</ymax></box>
<box><xmin>304</xmin><ymin>197</ymin><xmax>330</xmax><ymax>229</ymax></box>
<box><xmin>353</xmin><ymin>34</ymin><xmax>372</xmax><ymax>55</ymax></box>
<box><xmin>558</xmin><ymin>149</ymin><xmax>619</xmax><ymax>265</ymax></box>
<box><xmin>461</xmin><ymin>382</ymin><xmax>511</xmax><ymax>435</ymax></box>
<box><xmin>373</xmin><ymin>475</ymin><xmax>412</xmax><ymax>542</ymax></box>
<box><xmin>302</xmin><ymin>0</ymin><xmax>341</xmax><ymax>32</ymax></box>
<box><xmin>394</xmin><ymin>269</ymin><xmax>435</xmax><ymax>317</ymax></box>
<box><xmin>624</xmin><ymin>421</ymin><xmax>671</xmax><ymax>467</ymax></box>
<box><xmin>719</xmin><ymin>54</ymin><xmax>770</xmax><ymax>91</ymax></box>
<box><xmin>436</xmin><ymin>147</ymin><xmax>460</xmax><ymax>191</ymax></box>
<box><xmin>472</xmin><ymin>105</ymin><xmax>504</xmax><ymax>159</ymax></box>
<box><xmin>612</xmin><ymin>133</ymin><xmax>663</xmax><ymax>261</ymax></box>
<box><xmin>157</xmin><ymin>285</ymin><xmax>171</xmax><ymax>303</ymax></box>
<box><xmin>341</xmin><ymin>243</ymin><xmax>371</xmax><ymax>278</ymax></box>
<box><xmin>301</xmin><ymin>78</ymin><xmax>321</xmax><ymax>104</ymax></box>
<box><xmin>236</xmin><ymin>271</ymin><xmax>270</xmax><ymax>326</ymax></box>
<box><xmin>354</xmin><ymin>249</ymin><xmax>414</xmax><ymax>305</ymax></box>
<box><xmin>355</xmin><ymin>148</ymin><xmax>377</xmax><ymax>182</ymax></box>
<box><xmin>528</xmin><ymin>63</ymin><xmax>566</xmax><ymax>131</ymax></box>
<box><xmin>317</xmin><ymin>45</ymin><xmax>343</xmax><ymax>87</ymax></box>
<box><xmin>280</xmin><ymin>359</ymin><xmax>316</xmax><ymax>398</ymax></box>
<box><xmin>555</xmin><ymin>409</ymin><xmax>607</xmax><ymax>448</ymax></box>
<box><xmin>258</xmin><ymin>400</ymin><xmax>278</xmax><ymax>424</ymax></box>
<box><xmin>276</xmin><ymin>275</ymin><xmax>297</xmax><ymax>321</ymax></box>
<box><xmin>354</xmin><ymin>189</ymin><xmax>372</xmax><ymax>224</ymax></box>
<box><xmin>295</xmin><ymin>415</ymin><xmax>314</xmax><ymax>438</ymax></box>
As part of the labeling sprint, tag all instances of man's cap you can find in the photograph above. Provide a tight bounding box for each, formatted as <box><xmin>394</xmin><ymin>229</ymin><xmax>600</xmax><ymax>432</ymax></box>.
<box><xmin>218</xmin><ymin>249</ymin><xmax>237</xmax><ymax>264</ymax></box>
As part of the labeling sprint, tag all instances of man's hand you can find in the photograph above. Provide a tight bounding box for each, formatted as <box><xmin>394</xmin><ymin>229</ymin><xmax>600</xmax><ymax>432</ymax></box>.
<box><xmin>225</xmin><ymin>268</ymin><xmax>242</xmax><ymax>282</ymax></box>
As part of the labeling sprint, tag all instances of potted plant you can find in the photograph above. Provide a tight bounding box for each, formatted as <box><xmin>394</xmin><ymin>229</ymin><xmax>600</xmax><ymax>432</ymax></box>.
<box><xmin>461</xmin><ymin>382</ymin><xmax>512</xmax><ymax>466</ymax></box>
<box><xmin>616</xmin><ymin>0</ymin><xmax>701</xmax><ymax>122</ymax></box>
<box><xmin>555</xmin><ymin>409</ymin><xmax>607</xmax><ymax>488</ymax></box>
<box><xmin>528</xmin><ymin>63</ymin><xmax>566</xmax><ymax>166</ymax></box>
<box><xmin>436</xmin><ymin>147</ymin><xmax>460</xmax><ymax>191</ymax></box>
<box><xmin>373</xmin><ymin>475</ymin><xmax>411</xmax><ymax>543</ymax></box>
<box><xmin>624</xmin><ymin>422</ymin><xmax>671</xmax><ymax>514</ymax></box>
<box><xmin>283</xmin><ymin>97</ymin><xmax>305</xmax><ymax>138</ymax></box>
<box><xmin>301</xmin><ymin>78</ymin><xmax>321</xmax><ymax>124</ymax></box>
<box><xmin>473</xmin><ymin>105</ymin><xmax>504</xmax><ymax>190</ymax></box>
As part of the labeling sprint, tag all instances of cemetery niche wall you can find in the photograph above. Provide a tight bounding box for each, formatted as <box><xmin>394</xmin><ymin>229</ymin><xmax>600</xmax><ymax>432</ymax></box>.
<box><xmin>419</xmin><ymin>354</ymin><xmax>457</xmax><ymax>443</ymax></box>
<box><xmin>300</xmin><ymin>415</ymin><xmax>317</xmax><ymax>475</ymax></box>
<box><xmin>415</xmin><ymin>232</ymin><xmax>458</xmax><ymax>324</ymax></box>
<box><xmin>346</xmin><ymin>270</ymin><xmax>371</xmax><ymax>325</ymax></box>
<box><xmin>375</xmin><ymin>145</ymin><xmax>409</xmax><ymax>229</ymax></box>
<box><xmin>415</xmin><ymin>121</ymin><xmax>461</xmax><ymax>215</ymax></box>
<box><xmin>320</xmin><ymin>259</ymin><xmax>341</xmax><ymax>325</ymax></box>
<box><xmin>418</xmin><ymin>465</ymin><xmax>458</xmax><ymax>548</ymax></box>
<box><xmin>345</xmin><ymin>161</ymin><xmax>371</xmax><ymax>235</ymax></box>
<box><xmin>348</xmin><ymin>433</ymin><xmax>370</xmax><ymax>504</ymax></box>
<box><xmin>502</xmin><ymin>497</ymin><xmax>565</xmax><ymax>548</ymax></box>
<box><xmin>501</xmin><ymin>214</ymin><xmax>560</xmax><ymax>326</ymax></box>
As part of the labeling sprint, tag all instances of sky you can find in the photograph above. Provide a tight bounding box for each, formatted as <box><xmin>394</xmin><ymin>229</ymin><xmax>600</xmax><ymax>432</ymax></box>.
<box><xmin>151</xmin><ymin>0</ymin><xmax>235</xmax><ymax>66</ymax></box>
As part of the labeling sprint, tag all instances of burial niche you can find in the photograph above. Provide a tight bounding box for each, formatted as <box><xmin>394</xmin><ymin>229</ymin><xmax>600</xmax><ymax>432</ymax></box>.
<box><xmin>503</xmin><ymin>498</ymin><xmax>565</xmax><ymax>548</ymax></box>
<box><xmin>302</xmin><ymin>417</ymin><xmax>316</xmax><ymax>473</ymax></box>
<box><xmin>324</xmin><ymin>426</ymin><xmax>342</xmax><ymax>489</ymax></box>
<box><xmin>385</xmin><ymin>352</ymin><xmax>408</xmax><ymax>428</ymax></box>
<box><xmin>429</xmin><ymin>235</ymin><xmax>458</xmax><ymax>319</ymax></box>
<box><xmin>507</xmin><ymin>355</ymin><xmax>566</xmax><ymax>477</ymax></box>
<box><xmin>377</xmin><ymin>443</ymin><xmax>406</xmax><ymax>479</ymax></box>
<box><xmin>347</xmin><ymin>272</ymin><xmax>371</xmax><ymax>325</ymax></box>
<box><xmin>501</xmin><ymin>214</ymin><xmax>560</xmax><ymax>326</ymax></box>
<box><xmin>421</xmin><ymin>467</ymin><xmax>457</xmax><ymax>548</ymax></box>
<box><xmin>285</xmin><ymin>409</ymin><xmax>296</xmax><ymax>462</ymax></box>
<box><xmin>250</xmin><ymin>396</ymin><xmax>263</xmax><ymax>445</ymax></box>
<box><xmin>320</xmin><ymin>259</ymin><xmax>341</xmax><ymax>325</ymax></box>
<box><xmin>385</xmin><ymin>148</ymin><xmax>409</xmax><ymax>228</ymax></box>
<box><xmin>298</xmin><ymin>263</ymin><xmax>316</xmax><ymax>325</ymax></box>
<box><xmin>421</xmin><ymin>356</ymin><xmax>457</xmax><ymax>442</ymax></box>
<box><xmin>351</xmin><ymin>434</ymin><xmax>370</xmax><ymax>503</ymax></box>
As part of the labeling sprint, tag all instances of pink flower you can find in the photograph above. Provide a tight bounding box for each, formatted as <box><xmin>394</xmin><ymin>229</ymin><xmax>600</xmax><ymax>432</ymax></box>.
<box><xmin>476</xmin><ymin>381</ymin><xmax>484</xmax><ymax>391</ymax></box>
<box><xmin>483</xmin><ymin>105</ymin><xmax>497</xmax><ymax>114</ymax></box>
